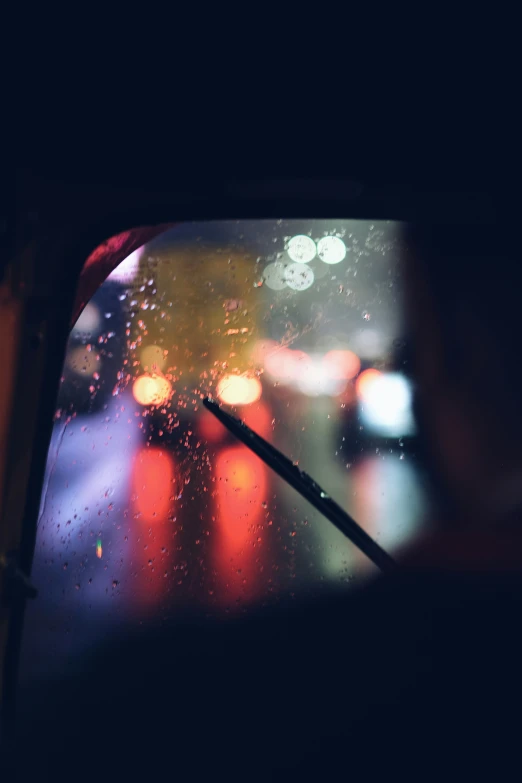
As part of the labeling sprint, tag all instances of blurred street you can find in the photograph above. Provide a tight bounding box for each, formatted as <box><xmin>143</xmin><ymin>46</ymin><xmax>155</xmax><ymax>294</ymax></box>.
<box><xmin>19</xmin><ymin>220</ymin><xmax>430</xmax><ymax>685</ymax></box>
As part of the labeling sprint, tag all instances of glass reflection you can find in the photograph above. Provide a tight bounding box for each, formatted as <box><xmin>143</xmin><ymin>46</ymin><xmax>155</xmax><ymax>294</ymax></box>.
<box><xmin>131</xmin><ymin>447</ymin><xmax>176</xmax><ymax>607</ymax></box>
<box><xmin>213</xmin><ymin>446</ymin><xmax>268</xmax><ymax>606</ymax></box>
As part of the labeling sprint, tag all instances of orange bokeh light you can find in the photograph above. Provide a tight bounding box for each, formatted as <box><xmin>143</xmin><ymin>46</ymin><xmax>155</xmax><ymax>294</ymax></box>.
<box><xmin>132</xmin><ymin>374</ymin><xmax>172</xmax><ymax>406</ymax></box>
<box><xmin>355</xmin><ymin>368</ymin><xmax>382</xmax><ymax>402</ymax></box>
<box><xmin>323</xmin><ymin>350</ymin><xmax>361</xmax><ymax>380</ymax></box>
<box><xmin>217</xmin><ymin>375</ymin><xmax>262</xmax><ymax>406</ymax></box>
<box><xmin>214</xmin><ymin>445</ymin><xmax>267</xmax><ymax>553</ymax></box>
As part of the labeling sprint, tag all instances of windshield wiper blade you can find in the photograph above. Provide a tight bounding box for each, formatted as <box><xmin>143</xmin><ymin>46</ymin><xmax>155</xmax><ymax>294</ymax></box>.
<box><xmin>203</xmin><ymin>396</ymin><xmax>397</xmax><ymax>574</ymax></box>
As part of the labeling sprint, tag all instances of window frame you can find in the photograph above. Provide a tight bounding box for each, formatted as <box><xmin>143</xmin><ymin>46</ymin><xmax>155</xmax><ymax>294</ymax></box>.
<box><xmin>0</xmin><ymin>175</ymin><xmax>497</xmax><ymax>723</ymax></box>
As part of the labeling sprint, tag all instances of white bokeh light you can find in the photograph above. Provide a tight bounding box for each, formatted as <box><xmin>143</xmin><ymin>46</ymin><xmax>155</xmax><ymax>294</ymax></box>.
<box><xmin>108</xmin><ymin>247</ymin><xmax>143</xmax><ymax>283</ymax></box>
<box><xmin>317</xmin><ymin>236</ymin><xmax>347</xmax><ymax>265</ymax></box>
<box><xmin>263</xmin><ymin>262</ymin><xmax>288</xmax><ymax>290</ymax></box>
<box><xmin>359</xmin><ymin>372</ymin><xmax>415</xmax><ymax>437</ymax></box>
<box><xmin>296</xmin><ymin>355</ymin><xmax>347</xmax><ymax>397</ymax></box>
<box><xmin>72</xmin><ymin>303</ymin><xmax>102</xmax><ymax>337</ymax></box>
<box><xmin>284</xmin><ymin>262</ymin><xmax>315</xmax><ymax>291</ymax></box>
<box><xmin>351</xmin><ymin>329</ymin><xmax>390</xmax><ymax>360</ymax></box>
<box><xmin>287</xmin><ymin>235</ymin><xmax>317</xmax><ymax>263</ymax></box>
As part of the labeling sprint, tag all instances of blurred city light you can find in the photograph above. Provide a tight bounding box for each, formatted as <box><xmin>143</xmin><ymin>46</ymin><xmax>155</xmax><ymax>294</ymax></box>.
<box><xmin>217</xmin><ymin>375</ymin><xmax>262</xmax><ymax>406</ymax></box>
<box><xmin>317</xmin><ymin>236</ymin><xmax>347</xmax><ymax>265</ymax></box>
<box><xmin>251</xmin><ymin>338</ymin><xmax>279</xmax><ymax>365</ymax></box>
<box><xmin>199</xmin><ymin>409</ymin><xmax>227</xmax><ymax>443</ymax></box>
<box><xmin>132</xmin><ymin>374</ymin><xmax>172</xmax><ymax>406</ymax></box>
<box><xmin>286</xmin><ymin>235</ymin><xmax>316</xmax><ymax>263</ymax></box>
<box><xmin>107</xmin><ymin>246</ymin><xmax>143</xmax><ymax>283</ymax></box>
<box><xmin>296</xmin><ymin>354</ymin><xmax>347</xmax><ymax>397</ymax></box>
<box><xmin>355</xmin><ymin>369</ymin><xmax>382</xmax><ymax>401</ymax></box>
<box><xmin>265</xmin><ymin>347</ymin><xmax>309</xmax><ymax>381</ymax></box>
<box><xmin>284</xmin><ymin>262</ymin><xmax>315</xmax><ymax>291</ymax></box>
<box><xmin>66</xmin><ymin>346</ymin><xmax>101</xmax><ymax>377</ymax></box>
<box><xmin>213</xmin><ymin>444</ymin><xmax>268</xmax><ymax>607</ymax></box>
<box><xmin>132</xmin><ymin>447</ymin><xmax>175</xmax><ymax>524</ymax></box>
<box><xmin>265</xmin><ymin>347</ymin><xmax>358</xmax><ymax>397</ymax></box>
<box><xmin>140</xmin><ymin>345</ymin><xmax>167</xmax><ymax>372</ymax></box>
<box><xmin>214</xmin><ymin>445</ymin><xmax>267</xmax><ymax>551</ymax></box>
<box><xmin>263</xmin><ymin>261</ymin><xmax>288</xmax><ymax>291</ymax></box>
<box><xmin>358</xmin><ymin>371</ymin><xmax>415</xmax><ymax>437</ymax></box>
<box><xmin>323</xmin><ymin>350</ymin><xmax>361</xmax><ymax>380</ymax></box>
<box><xmin>351</xmin><ymin>329</ymin><xmax>390</xmax><ymax>360</ymax></box>
<box><xmin>131</xmin><ymin>447</ymin><xmax>176</xmax><ymax>607</ymax></box>
<box><xmin>72</xmin><ymin>303</ymin><xmax>102</xmax><ymax>337</ymax></box>
<box><xmin>263</xmin><ymin>348</ymin><xmax>289</xmax><ymax>379</ymax></box>
<box><xmin>241</xmin><ymin>400</ymin><xmax>272</xmax><ymax>440</ymax></box>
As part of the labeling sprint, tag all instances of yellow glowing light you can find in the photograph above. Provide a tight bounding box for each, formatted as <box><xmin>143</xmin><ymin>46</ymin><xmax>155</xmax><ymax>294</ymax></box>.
<box><xmin>66</xmin><ymin>346</ymin><xmax>101</xmax><ymax>377</ymax></box>
<box><xmin>132</xmin><ymin>374</ymin><xmax>172</xmax><ymax>406</ymax></box>
<box><xmin>140</xmin><ymin>345</ymin><xmax>167</xmax><ymax>371</ymax></box>
<box><xmin>96</xmin><ymin>539</ymin><xmax>103</xmax><ymax>558</ymax></box>
<box><xmin>216</xmin><ymin>375</ymin><xmax>262</xmax><ymax>406</ymax></box>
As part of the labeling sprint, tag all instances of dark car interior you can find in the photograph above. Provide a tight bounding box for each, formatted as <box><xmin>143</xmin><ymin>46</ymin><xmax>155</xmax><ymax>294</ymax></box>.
<box><xmin>2</xmin><ymin>132</ymin><xmax>520</xmax><ymax>780</ymax></box>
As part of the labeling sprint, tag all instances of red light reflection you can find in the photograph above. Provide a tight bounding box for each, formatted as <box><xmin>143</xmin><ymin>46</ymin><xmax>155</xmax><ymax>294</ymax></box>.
<box><xmin>265</xmin><ymin>347</ymin><xmax>310</xmax><ymax>381</ymax></box>
<box><xmin>213</xmin><ymin>445</ymin><xmax>267</xmax><ymax>606</ymax></box>
<box><xmin>132</xmin><ymin>447</ymin><xmax>174</xmax><ymax>523</ymax></box>
<box><xmin>199</xmin><ymin>409</ymin><xmax>228</xmax><ymax>443</ymax></box>
<box><xmin>131</xmin><ymin>447</ymin><xmax>176</xmax><ymax>606</ymax></box>
<box><xmin>241</xmin><ymin>400</ymin><xmax>272</xmax><ymax>441</ymax></box>
<box><xmin>323</xmin><ymin>350</ymin><xmax>361</xmax><ymax>380</ymax></box>
<box><xmin>199</xmin><ymin>400</ymin><xmax>272</xmax><ymax>444</ymax></box>
<box><xmin>350</xmin><ymin>458</ymin><xmax>380</xmax><ymax>573</ymax></box>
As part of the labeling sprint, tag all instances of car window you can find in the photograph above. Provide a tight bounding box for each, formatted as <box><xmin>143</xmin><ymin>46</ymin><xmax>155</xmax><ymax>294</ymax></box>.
<box><xmin>19</xmin><ymin>219</ymin><xmax>429</xmax><ymax>684</ymax></box>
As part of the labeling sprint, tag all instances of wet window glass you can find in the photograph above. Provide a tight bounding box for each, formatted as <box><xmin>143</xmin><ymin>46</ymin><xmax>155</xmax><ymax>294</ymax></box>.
<box><xmin>20</xmin><ymin>220</ymin><xmax>430</xmax><ymax>684</ymax></box>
